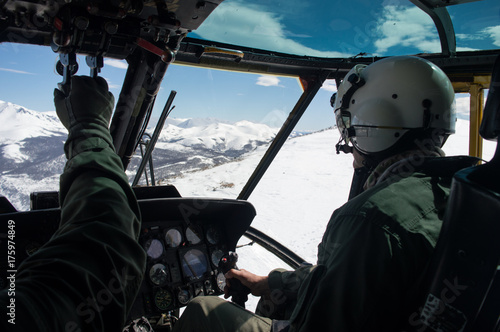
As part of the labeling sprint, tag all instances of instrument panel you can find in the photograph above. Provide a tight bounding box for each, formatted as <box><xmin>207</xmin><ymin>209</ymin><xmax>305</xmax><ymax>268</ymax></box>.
<box><xmin>128</xmin><ymin>197</ymin><xmax>255</xmax><ymax>320</ymax></box>
<box><xmin>0</xmin><ymin>195</ymin><xmax>256</xmax><ymax>322</ymax></box>
<box><xmin>137</xmin><ymin>221</ymin><xmax>227</xmax><ymax>314</ymax></box>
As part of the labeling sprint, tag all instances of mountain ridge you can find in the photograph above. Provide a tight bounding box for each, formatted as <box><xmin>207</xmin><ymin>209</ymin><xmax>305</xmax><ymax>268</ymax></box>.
<box><xmin>0</xmin><ymin>101</ymin><xmax>283</xmax><ymax>210</ymax></box>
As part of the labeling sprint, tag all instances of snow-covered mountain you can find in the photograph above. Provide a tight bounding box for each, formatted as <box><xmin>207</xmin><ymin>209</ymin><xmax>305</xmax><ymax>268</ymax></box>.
<box><xmin>127</xmin><ymin>117</ymin><xmax>278</xmax><ymax>187</ymax></box>
<box><xmin>0</xmin><ymin>100</ymin><xmax>278</xmax><ymax>209</ymax></box>
<box><xmin>0</xmin><ymin>101</ymin><xmax>67</xmax><ymax>209</ymax></box>
<box><xmin>1</xmin><ymin>98</ymin><xmax>497</xmax><ymax>215</ymax></box>
<box><xmin>0</xmin><ymin>101</ymin><xmax>66</xmax><ymax>162</ymax></box>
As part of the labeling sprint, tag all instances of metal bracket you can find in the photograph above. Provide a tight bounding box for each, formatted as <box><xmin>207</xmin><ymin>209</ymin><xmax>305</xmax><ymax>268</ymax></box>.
<box><xmin>56</xmin><ymin>52</ymin><xmax>78</xmax><ymax>96</ymax></box>
<box><xmin>86</xmin><ymin>55</ymin><xmax>104</xmax><ymax>78</ymax></box>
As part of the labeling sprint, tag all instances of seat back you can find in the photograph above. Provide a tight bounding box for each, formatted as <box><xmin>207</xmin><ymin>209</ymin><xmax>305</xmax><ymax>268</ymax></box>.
<box><xmin>417</xmin><ymin>55</ymin><xmax>500</xmax><ymax>331</ymax></box>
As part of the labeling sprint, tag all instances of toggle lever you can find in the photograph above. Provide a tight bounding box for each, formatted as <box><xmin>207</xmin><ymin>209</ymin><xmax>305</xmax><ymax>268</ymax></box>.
<box><xmin>86</xmin><ymin>55</ymin><xmax>104</xmax><ymax>78</ymax></box>
<box><xmin>56</xmin><ymin>52</ymin><xmax>78</xmax><ymax>96</ymax></box>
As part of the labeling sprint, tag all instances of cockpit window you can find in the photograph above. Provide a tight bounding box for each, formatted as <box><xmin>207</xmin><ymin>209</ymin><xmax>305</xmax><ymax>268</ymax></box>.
<box><xmin>449</xmin><ymin>0</ymin><xmax>500</xmax><ymax>51</ymax></box>
<box><xmin>189</xmin><ymin>0</ymin><xmax>500</xmax><ymax>57</ymax></box>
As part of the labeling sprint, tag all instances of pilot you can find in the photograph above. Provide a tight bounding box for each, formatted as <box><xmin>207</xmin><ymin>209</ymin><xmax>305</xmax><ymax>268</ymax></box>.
<box><xmin>0</xmin><ymin>76</ymin><xmax>146</xmax><ymax>331</ymax></box>
<box><xmin>172</xmin><ymin>56</ymin><xmax>479</xmax><ymax>331</ymax></box>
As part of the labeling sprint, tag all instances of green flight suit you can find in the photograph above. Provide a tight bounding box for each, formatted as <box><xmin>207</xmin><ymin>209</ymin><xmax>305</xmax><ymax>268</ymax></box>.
<box><xmin>174</xmin><ymin>155</ymin><xmax>477</xmax><ymax>332</ymax></box>
<box><xmin>0</xmin><ymin>86</ymin><xmax>147</xmax><ymax>331</ymax></box>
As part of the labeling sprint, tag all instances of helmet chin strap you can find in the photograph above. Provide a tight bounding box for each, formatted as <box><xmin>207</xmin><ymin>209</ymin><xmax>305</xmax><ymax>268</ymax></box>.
<box><xmin>335</xmin><ymin>134</ymin><xmax>353</xmax><ymax>154</ymax></box>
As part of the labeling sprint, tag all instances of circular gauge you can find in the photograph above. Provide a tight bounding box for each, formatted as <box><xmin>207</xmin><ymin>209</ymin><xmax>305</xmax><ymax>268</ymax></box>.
<box><xmin>206</xmin><ymin>227</ymin><xmax>220</xmax><ymax>245</ymax></box>
<box><xmin>181</xmin><ymin>249</ymin><xmax>208</xmax><ymax>279</ymax></box>
<box><xmin>185</xmin><ymin>226</ymin><xmax>201</xmax><ymax>245</ymax></box>
<box><xmin>144</xmin><ymin>239</ymin><xmax>164</xmax><ymax>259</ymax></box>
<box><xmin>211</xmin><ymin>249</ymin><xmax>224</xmax><ymax>267</ymax></box>
<box><xmin>154</xmin><ymin>289</ymin><xmax>173</xmax><ymax>311</ymax></box>
<box><xmin>165</xmin><ymin>229</ymin><xmax>182</xmax><ymax>248</ymax></box>
<box><xmin>177</xmin><ymin>288</ymin><xmax>192</xmax><ymax>305</ymax></box>
<box><xmin>216</xmin><ymin>272</ymin><xmax>226</xmax><ymax>292</ymax></box>
<box><xmin>149</xmin><ymin>263</ymin><xmax>169</xmax><ymax>286</ymax></box>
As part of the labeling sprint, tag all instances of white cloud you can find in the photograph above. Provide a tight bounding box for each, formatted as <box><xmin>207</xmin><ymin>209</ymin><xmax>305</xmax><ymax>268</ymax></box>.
<box><xmin>481</xmin><ymin>25</ymin><xmax>500</xmax><ymax>47</ymax></box>
<box><xmin>321</xmin><ymin>79</ymin><xmax>337</xmax><ymax>93</ymax></box>
<box><xmin>256</xmin><ymin>75</ymin><xmax>281</xmax><ymax>87</ymax></box>
<box><xmin>455</xmin><ymin>94</ymin><xmax>470</xmax><ymax>119</ymax></box>
<box><xmin>104</xmin><ymin>59</ymin><xmax>128</xmax><ymax>69</ymax></box>
<box><xmin>194</xmin><ymin>1</ymin><xmax>347</xmax><ymax>57</ymax></box>
<box><xmin>374</xmin><ymin>5</ymin><xmax>441</xmax><ymax>54</ymax></box>
<box><xmin>455</xmin><ymin>28</ymin><xmax>498</xmax><ymax>51</ymax></box>
<box><xmin>0</xmin><ymin>68</ymin><xmax>35</xmax><ymax>75</ymax></box>
<box><xmin>456</xmin><ymin>33</ymin><xmax>483</xmax><ymax>42</ymax></box>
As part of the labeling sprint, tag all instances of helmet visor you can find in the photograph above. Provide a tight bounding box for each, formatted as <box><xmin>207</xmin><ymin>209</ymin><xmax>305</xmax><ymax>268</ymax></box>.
<box><xmin>334</xmin><ymin>108</ymin><xmax>352</xmax><ymax>135</ymax></box>
<box><xmin>331</xmin><ymin>92</ymin><xmax>351</xmax><ymax>133</ymax></box>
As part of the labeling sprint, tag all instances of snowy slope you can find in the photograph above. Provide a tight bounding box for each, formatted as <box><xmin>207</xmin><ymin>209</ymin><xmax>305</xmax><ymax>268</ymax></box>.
<box><xmin>167</xmin><ymin>119</ymin><xmax>497</xmax><ymax>262</ymax></box>
<box><xmin>0</xmin><ymin>101</ymin><xmax>66</xmax><ymax>162</ymax></box>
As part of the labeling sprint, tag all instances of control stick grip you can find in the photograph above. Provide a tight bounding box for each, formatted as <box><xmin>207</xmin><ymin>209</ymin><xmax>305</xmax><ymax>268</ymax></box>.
<box><xmin>218</xmin><ymin>251</ymin><xmax>251</xmax><ymax>307</ymax></box>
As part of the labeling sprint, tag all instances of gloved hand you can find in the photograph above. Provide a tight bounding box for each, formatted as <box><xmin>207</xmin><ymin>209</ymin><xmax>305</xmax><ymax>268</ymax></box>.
<box><xmin>54</xmin><ymin>76</ymin><xmax>116</xmax><ymax>159</ymax></box>
<box><xmin>54</xmin><ymin>75</ymin><xmax>114</xmax><ymax>131</ymax></box>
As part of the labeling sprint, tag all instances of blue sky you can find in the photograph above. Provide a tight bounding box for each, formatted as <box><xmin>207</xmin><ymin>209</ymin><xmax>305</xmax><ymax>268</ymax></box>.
<box><xmin>192</xmin><ymin>0</ymin><xmax>500</xmax><ymax>56</ymax></box>
<box><xmin>0</xmin><ymin>43</ymin><xmax>336</xmax><ymax>131</ymax></box>
<box><xmin>0</xmin><ymin>0</ymin><xmax>498</xmax><ymax>131</ymax></box>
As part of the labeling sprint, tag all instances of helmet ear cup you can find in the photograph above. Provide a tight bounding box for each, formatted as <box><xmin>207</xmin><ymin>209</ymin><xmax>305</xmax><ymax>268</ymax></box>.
<box><xmin>332</xmin><ymin>56</ymin><xmax>456</xmax><ymax>154</ymax></box>
<box><xmin>340</xmin><ymin>74</ymin><xmax>365</xmax><ymax>110</ymax></box>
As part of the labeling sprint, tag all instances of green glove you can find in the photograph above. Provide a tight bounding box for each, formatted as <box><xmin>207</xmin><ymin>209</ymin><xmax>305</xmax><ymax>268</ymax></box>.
<box><xmin>54</xmin><ymin>75</ymin><xmax>115</xmax><ymax>131</ymax></box>
<box><xmin>54</xmin><ymin>76</ymin><xmax>116</xmax><ymax>159</ymax></box>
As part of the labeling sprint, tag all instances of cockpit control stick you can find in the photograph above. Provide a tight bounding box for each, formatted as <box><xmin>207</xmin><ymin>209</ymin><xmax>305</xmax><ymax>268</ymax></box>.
<box><xmin>218</xmin><ymin>251</ymin><xmax>251</xmax><ymax>308</ymax></box>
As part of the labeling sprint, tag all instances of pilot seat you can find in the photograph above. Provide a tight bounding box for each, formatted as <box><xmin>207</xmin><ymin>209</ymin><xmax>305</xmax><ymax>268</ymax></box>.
<box><xmin>417</xmin><ymin>54</ymin><xmax>500</xmax><ymax>331</ymax></box>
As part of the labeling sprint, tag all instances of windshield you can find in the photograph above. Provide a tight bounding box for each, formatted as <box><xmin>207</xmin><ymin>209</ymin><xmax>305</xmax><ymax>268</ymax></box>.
<box><xmin>189</xmin><ymin>0</ymin><xmax>500</xmax><ymax>57</ymax></box>
<box><xmin>449</xmin><ymin>1</ymin><xmax>500</xmax><ymax>51</ymax></box>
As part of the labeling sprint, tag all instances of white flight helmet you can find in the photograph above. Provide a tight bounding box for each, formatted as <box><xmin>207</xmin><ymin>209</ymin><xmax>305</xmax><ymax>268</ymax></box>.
<box><xmin>332</xmin><ymin>56</ymin><xmax>456</xmax><ymax>155</ymax></box>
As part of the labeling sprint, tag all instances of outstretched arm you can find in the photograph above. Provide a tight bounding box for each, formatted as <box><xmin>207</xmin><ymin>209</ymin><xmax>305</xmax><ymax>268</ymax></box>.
<box><xmin>0</xmin><ymin>76</ymin><xmax>146</xmax><ymax>332</ymax></box>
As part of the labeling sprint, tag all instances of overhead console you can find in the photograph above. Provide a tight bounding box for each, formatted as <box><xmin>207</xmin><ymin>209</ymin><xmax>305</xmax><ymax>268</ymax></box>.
<box><xmin>0</xmin><ymin>0</ymin><xmax>224</xmax><ymax>59</ymax></box>
<box><xmin>0</xmin><ymin>193</ymin><xmax>255</xmax><ymax>324</ymax></box>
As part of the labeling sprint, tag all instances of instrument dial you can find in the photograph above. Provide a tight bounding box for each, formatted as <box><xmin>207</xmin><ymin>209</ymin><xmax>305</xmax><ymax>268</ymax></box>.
<box><xmin>206</xmin><ymin>226</ymin><xmax>220</xmax><ymax>245</ymax></box>
<box><xmin>211</xmin><ymin>249</ymin><xmax>224</xmax><ymax>267</ymax></box>
<box><xmin>186</xmin><ymin>226</ymin><xmax>202</xmax><ymax>245</ymax></box>
<box><xmin>165</xmin><ymin>229</ymin><xmax>183</xmax><ymax>248</ymax></box>
<box><xmin>149</xmin><ymin>263</ymin><xmax>169</xmax><ymax>286</ymax></box>
<box><xmin>144</xmin><ymin>239</ymin><xmax>164</xmax><ymax>259</ymax></box>
<box><xmin>181</xmin><ymin>249</ymin><xmax>208</xmax><ymax>279</ymax></box>
<box><xmin>154</xmin><ymin>289</ymin><xmax>173</xmax><ymax>311</ymax></box>
<box><xmin>177</xmin><ymin>288</ymin><xmax>192</xmax><ymax>305</ymax></box>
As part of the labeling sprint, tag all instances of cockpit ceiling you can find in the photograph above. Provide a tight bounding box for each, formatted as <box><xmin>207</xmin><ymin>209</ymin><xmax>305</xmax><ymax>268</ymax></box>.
<box><xmin>0</xmin><ymin>0</ymin><xmax>498</xmax><ymax>62</ymax></box>
<box><xmin>188</xmin><ymin>0</ymin><xmax>500</xmax><ymax>58</ymax></box>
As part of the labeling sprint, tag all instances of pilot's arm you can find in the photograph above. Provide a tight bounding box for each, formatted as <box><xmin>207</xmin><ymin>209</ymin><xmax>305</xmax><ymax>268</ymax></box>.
<box><xmin>0</xmin><ymin>76</ymin><xmax>146</xmax><ymax>331</ymax></box>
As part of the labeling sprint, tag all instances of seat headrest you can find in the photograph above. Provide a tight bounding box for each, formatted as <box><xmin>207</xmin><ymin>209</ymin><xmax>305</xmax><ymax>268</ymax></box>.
<box><xmin>480</xmin><ymin>54</ymin><xmax>500</xmax><ymax>142</ymax></box>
